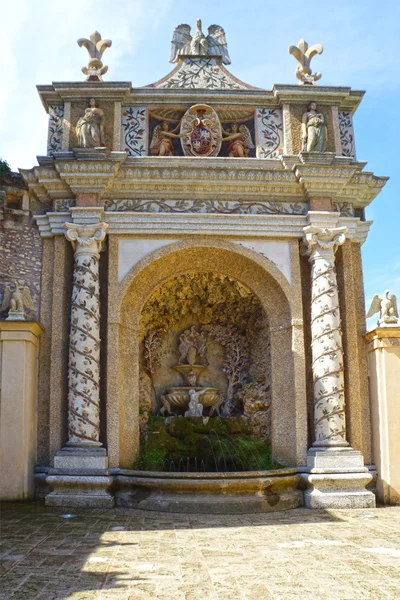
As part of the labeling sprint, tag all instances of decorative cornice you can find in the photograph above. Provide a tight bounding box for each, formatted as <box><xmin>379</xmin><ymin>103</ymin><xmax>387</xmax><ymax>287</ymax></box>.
<box><xmin>36</xmin><ymin>81</ymin><xmax>365</xmax><ymax>113</ymax></box>
<box><xmin>37</xmin><ymin>82</ymin><xmax>132</xmax><ymax>112</ymax></box>
<box><xmin>273</xmin><ymin>85</ymin><xmax>364</xmax><ymax>112</ymax></box>
<box><xmin>24</xmin><ymin>155</ymin><xmax>386</xmax><ymax>212</ymax></box>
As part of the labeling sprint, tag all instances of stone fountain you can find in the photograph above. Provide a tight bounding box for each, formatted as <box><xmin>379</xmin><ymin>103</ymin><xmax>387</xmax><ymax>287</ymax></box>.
<box><xmin>160</xmin><ymin>326</ymin><xmax>221</xmax><ymax>416</ymax></box>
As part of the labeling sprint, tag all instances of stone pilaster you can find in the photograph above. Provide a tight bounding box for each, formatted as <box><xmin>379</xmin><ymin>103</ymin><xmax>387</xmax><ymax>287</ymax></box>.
<box><xmin>303</xmin><ymin>225</ymin><xmax>348</xmax><ymax>447</ymax></box>
<box><xmin>0</xmin><ymin>322</ymin><xmax>43</xmax><ymax>500</ymax></box>
<box><xmin>64</xmin><ymin>222</ymin><xmax>107</xmax><ymax>447</ymax></box>
<box><xmin>301</xmin><ymin>220</ymin><xmax>375</xmax><ymax>509</ymax></box>
<box><xmin>365</xmin><ymin>327</ymin><xmax>400</xmax><ymax>505</ymax></box>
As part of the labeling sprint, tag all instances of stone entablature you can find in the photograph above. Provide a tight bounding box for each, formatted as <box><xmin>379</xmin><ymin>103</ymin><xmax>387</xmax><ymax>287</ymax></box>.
<box><xmin>35</xmin><ymin>211</ymin><xmax>371</xmax><ymax>245</ymax></box>
<box><xmin>21</xmin><ymin>152</ymin><xmax>387</xmax><ymax>218</ymax></box>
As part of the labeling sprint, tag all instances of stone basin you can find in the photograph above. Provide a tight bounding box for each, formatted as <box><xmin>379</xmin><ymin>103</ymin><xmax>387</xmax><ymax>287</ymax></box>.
<box><xmin>165</xmin><ymin>386</ymin><xmax>220</xmax><ymax>410</ymax></box>
<box><xmin>114</xmin><ymin>468</ymin><xmax>303</xmax><ymax>513</ymax></box>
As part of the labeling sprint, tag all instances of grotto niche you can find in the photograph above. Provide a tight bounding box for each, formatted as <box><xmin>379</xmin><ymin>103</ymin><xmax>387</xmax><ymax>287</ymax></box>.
<box><xmin>138</xmin><ymin>272</ymin><xmax>273</xmax><ymax>470</ymax></box>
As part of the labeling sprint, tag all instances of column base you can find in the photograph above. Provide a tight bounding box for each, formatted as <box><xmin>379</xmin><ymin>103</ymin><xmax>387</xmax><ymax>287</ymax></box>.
<box><xmin>45</xmin><ymin>475</ymin><xmax>114</xmax><ymax>508</ymax></box>
<box><xmin>301</xmin><ymin>448</ymin><xmax>376</xmax><ymax>509</ymax></box>
<box><xmin>45</xmin><ymin>446</ymin><xmax>114</xmax><ymax>508</ymax></box>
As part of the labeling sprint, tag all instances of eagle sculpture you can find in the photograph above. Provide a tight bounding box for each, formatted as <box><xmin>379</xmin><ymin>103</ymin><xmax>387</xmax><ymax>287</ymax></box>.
<box><xmin>170</xmin><ymin>20</ymin><xmax>231</xmax><ymax>65</ymax></box>
<box><xmin>366</xmin><ymin>290</ymin><xmax>398</xmax><ymax>326</ymax></box>
<box><xmin>1</xmin><ymin>280</ymin><xmax>35</xmax><ymax>320</ymax></box>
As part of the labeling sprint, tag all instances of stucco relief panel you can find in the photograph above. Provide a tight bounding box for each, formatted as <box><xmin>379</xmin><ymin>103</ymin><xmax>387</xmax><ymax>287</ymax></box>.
<box><xmin>338</xmin><ymin>111</ymin><xmax>356</xmax><ymax>158</ymax></box>
<box><xmin>47</xmin><ymin>105</ymin><xmax>64</xmax><ymax>155</ymax></box>
<box><xmin>255</xmin><ymin>109</ymin><xmax>284</xmax><ymax>159</ymax></box>
<box><xmin>121</xmin><ymin>107</ymin><xmax>147</xmax><ymax>156</ymax></box>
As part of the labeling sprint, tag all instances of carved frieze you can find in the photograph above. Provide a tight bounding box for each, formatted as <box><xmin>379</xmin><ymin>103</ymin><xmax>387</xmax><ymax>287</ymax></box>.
<box><xmin>103</xmin><ymin>198</ymin><xmax>307</xmax><ymax>215</ymax></box>
<box><xmin>333</xmin><ymin>202</ymin><xmax>354</xmax><ymax>217</ymax></box>
<box><xmin>47</xmin><ymin>105</ymin><xmax>64</xmax><ymax>155</ymax></box>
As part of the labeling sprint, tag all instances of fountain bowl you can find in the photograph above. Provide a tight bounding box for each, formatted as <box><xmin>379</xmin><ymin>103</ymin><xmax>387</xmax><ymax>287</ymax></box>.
<box><xmin>165</xmin><ymin>386</ymin><xmax>220</xmax><ymax>410</ymax></box>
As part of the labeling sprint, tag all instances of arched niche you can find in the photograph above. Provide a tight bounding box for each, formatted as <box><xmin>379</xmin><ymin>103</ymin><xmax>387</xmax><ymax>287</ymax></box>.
<box><xmin>106</xmin><ymin>238</ymin><xmax>307</xmax><ymax>469</ymax></box>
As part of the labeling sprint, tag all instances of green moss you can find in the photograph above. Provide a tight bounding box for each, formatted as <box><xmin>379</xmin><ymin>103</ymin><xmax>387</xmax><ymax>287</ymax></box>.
<box><xmin>136</xmin><ymin>416</ymin><xmax>280</xmax><ymax>472</ymax></box>
<box><xmin>0</xmin><ymin>158</ymin><xmax>11</xmax><ymax>178</ymax></box>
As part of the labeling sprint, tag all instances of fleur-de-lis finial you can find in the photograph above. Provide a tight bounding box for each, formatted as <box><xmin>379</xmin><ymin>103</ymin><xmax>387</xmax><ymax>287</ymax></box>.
<box><xmin>77</xmin><ymin>31</ymin><xmax>112</xmax><ymax>82</ymax></box>
<box><xmin>288</xmin><ymin>39</ymin><xmax>323</xmax><ymax>85</ymax></box>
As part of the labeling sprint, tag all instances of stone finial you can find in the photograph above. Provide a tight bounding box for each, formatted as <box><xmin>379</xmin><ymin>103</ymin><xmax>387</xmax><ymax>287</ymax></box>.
<box><xmin>367</xmin><ymin>290</ymin><xmax>399</xmax><ymax>327</ymax></box>
<box><xmin>288</xmin><ymin>39</ymin><xmax>323</xmax><ymax>85</ymax></box>
<box><xmin>1</xmin><ymin>280</ymin><xmax>35</xmax><ymax>321</ymax></box>
<box><xmin>77</xmin><ymin>31</ymin><xmax>112</xmax><ymax>82</ymax></box>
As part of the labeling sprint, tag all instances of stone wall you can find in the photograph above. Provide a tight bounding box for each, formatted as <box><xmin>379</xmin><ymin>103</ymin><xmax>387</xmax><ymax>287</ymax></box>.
<box><xmin>0</xmin><ymin>173</ymin><xmax>42</xmax><ymax>321</ymax></box>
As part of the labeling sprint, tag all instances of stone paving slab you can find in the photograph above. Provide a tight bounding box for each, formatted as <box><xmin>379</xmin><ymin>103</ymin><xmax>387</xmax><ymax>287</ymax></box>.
<box><xmin>0</xmin><ymin>502</ymin><xmax>399</xmax><ymax>599</ymax></box>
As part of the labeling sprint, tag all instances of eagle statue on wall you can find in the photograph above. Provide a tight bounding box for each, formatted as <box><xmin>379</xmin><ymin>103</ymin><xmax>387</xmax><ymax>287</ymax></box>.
<box><xmin>366</xmin><ymin>290</ymin><xmax>399</xmax><ymax>326</ymax></box>
<box><xmin>170</xmin><ymin>20</ymin><xmax>231</xmax><ymax>65</ymax></box>
<box><xmin>1</xmin><ymin>280</ymin><xmax>35</xmax><ymax>320</ymax></box>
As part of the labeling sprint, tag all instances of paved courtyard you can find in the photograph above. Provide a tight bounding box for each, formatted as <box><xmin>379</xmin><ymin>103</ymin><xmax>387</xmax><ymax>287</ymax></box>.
<box><xmin>0</xmin><ymin>502</ymin><xmax>399</xmax><ymax>600</ymax></box>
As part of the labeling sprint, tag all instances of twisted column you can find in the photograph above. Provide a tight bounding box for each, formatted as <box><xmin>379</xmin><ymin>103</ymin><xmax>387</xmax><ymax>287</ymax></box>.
<box><xmin>64</xmin><ymin>222</ymin><xmax>108</xmax><ymax>446</ymax></box>
<box><xmin>303</xmin><ymin>225</ymin><xmax>348</xmax><ymax>447</ymax></box>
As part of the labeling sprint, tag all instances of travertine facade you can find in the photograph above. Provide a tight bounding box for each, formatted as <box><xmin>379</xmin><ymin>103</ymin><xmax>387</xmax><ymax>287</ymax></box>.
<box><xmin>0</xmin><ymin>25</ymin><xmax>393</xmax><ymax>509</ymax></box>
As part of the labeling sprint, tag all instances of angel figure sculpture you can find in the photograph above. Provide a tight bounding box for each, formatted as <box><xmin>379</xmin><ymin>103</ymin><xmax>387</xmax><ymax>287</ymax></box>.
<box><xmin>222</xmin><ymin>123</ymin><xmax>255</xmax><ymax>157</ymax></box>
<box><xmin>170</xmin><ymin>20</ymin><xmax>231</xmax><ymax>65</ymax></box>
<box><xmin>367</xmin><ymin>290</ymin><xmax>399</xmax><ymax>326</ymax></box>
<box><xmin>149</xmin><ymin>122</ymin><xmax>184</xmax><ymax>156</ymax></box>
<box><xmin>1</xmin><ymin>280</ymin><xmax>35</xmax><ymax>321</ymax></box>
<box><xmin>288</xmin><ymin>39</ymin><xmax>323</xmax><ymax>85</ymax></box>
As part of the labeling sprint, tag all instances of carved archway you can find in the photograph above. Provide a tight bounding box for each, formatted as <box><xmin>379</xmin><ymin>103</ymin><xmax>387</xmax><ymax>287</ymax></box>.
<box><xmin>106</xmin><ymin>238</ymin><xmax>307</xmax><ymax>469</ymax></box>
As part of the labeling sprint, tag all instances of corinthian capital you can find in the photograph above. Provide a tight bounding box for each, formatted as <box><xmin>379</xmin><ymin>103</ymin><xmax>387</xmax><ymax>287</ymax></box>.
<box><xmin>302</xmin><ymin>225</ymin><xmax>347</xmax><ymax>257</ymax></box>
<box><xmin>64</xmin><ymin>222</ymin><xmax>108</xmax><ymax>256</ymax></box>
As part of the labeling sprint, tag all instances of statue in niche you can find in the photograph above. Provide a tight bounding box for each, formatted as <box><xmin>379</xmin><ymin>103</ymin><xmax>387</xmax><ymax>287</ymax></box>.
<box><xmin>367</xmin><ymin>290</ymin><xmax>399</xmax><ymax>326</ymax></box>
<box><xmin>301</xmin><ymin>103</ymin><xmax>327</xmax><ymax>152</ymax></box>
<box><xmin>76</xmin><ymin>98</ymin><xmax>105</xmax><ymax>148</ymax></box>
<box><xmin>222</xmin><ymin>123</ymin><xmax>254</xmax><ymax>157</ymax></box>
<box><xmin>150</xmin><ymin>122</ymin><xmax>183</xmax><ymax>156</ymax></box>
<box><xmin>184</xmin><ymin>389</ymin><xmax>206</xmax><ymax>418</ymax></box>
<box><xmin>178</xmin><ymin>326</ymin><xmax>208</xmax><ymax>365</ymax></box>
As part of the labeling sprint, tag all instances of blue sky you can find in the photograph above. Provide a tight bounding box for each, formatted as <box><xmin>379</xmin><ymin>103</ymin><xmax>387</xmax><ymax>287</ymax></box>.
<box><xmin>1</xmin><ymin>0</ymin><xmax>399</xmax><ymax>327</ymax></box>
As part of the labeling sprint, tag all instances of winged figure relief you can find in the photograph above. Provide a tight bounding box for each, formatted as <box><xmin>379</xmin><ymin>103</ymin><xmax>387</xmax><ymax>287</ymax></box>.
<box><xmin>1</xmin><ymin>280</ymin><xmax>35</xmax><ymax>319</ymax></box>
<box><xmin>170</xmin><ymin>20</ymin><xmax>231</xmax><ymax>65</ymax></box>
<box><xmin>366</xmin><ymin>290</ymin><xmax>398</xmax><ymax>326</ymax></box>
